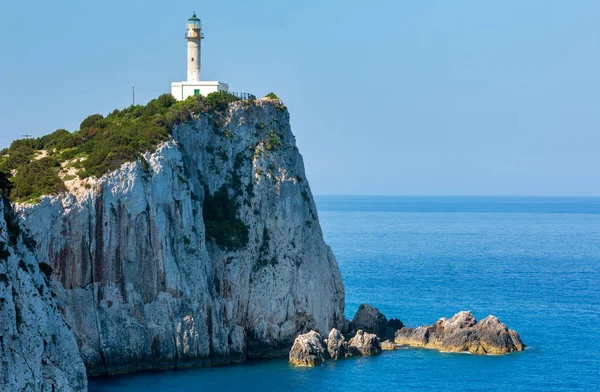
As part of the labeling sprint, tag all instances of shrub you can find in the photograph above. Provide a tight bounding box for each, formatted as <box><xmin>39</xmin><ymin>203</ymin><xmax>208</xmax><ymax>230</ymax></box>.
<box><xmin>80</xmin><ymin>114</ymin><xmax>104</xmax><ymax>130</ymax></box>
<box><xmin>156</xmin><ymin>93</ymin><xmax>177</xmax><ymax>108</ymax></box>
<box><xmin>6</xmin><ymin>138</ymin><xmax>41</xmax><ymax>151</ymax></box>
<box><xmin>84</xmin><ymin>145</ymin><xmax>139</xmax><ymax>178</ymax></box>
<box><xmin>242</xmin><ymin>95</ymin><xmax>256</xmax><ymax>111</ymax></box>
<box><xmin>11</xmin><ymin>158</ymin><xmax>66</xmax><ymax>202</ymax></box>
<box><xmin>264</xmin><ymin>92</ymin><xmax>279</xmax><ymax>100</ymax></box>
<box><xmin>0</xmin><ymin>145</ymin><xmax>35</xmax><ymax>173</ymax></box>
<box><xmin>0</xmin><ymin>92</ymin><xmax>240</xmax><ymax>202</ymax></box>
<box><xmin>265</xmin><ymin>130</ymin><xmax>282</xmax><ymax>151</ymax></box>
<box><xmin>202</xmin><ymin>185</ymin><xmax>249</xmax><ymax>251</ymax></box>
<box><xmin>205</xmin><ymin>91</ymin><xmax>240</xmax><ymax>112</ymax></box>
<box><xmin>253</xmin><ymin>226</ymin><xmax>278</xmax><ymax>272</ymax></box>
<box><xmin>0</xmin><ymin>171</ymin><xmax>12</xmax><ymax>198</ymax></box>
<box><xmin>140</xmin><ymin>156</ymin><xmax>150</xmax><ymax>174</ymax></box>
<box><xmin>39</xmin><ymin>129</ymin><xmax>78</xmax><ymax>151</ymax></box>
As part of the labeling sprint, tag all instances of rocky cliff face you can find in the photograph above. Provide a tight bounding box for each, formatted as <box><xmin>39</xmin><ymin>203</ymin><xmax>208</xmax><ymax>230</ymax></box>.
<box><xmin>0</xmin><ymin>198</ymin><xmax>87</xmax><ymax>391</ymax></box>
<box><xmin>15</xmin><ymin>99</ymin><xmax>346</xmax><ymax>376</ymax></box>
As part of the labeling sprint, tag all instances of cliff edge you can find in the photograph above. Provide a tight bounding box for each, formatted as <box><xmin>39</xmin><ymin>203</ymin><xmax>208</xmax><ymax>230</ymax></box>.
<box><xmin>14</xmin><ymin>98</ymin><xmax>346</xmax><ymax>376</ymax></box>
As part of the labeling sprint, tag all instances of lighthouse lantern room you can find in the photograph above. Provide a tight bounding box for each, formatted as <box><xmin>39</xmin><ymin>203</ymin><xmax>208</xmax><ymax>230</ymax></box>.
<box><xmin>171</xmin><ymin>13</ymin><xmax>229</xmax><ymax>101</ymax></box>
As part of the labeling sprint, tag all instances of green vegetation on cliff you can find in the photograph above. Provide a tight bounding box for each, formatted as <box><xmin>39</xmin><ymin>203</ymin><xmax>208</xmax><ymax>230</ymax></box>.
<box><xmin>202</xmin><ymin>185</ymin><xmax>249</xmax><ymax>251</ymax></box>
<box><xmin>11</xmin><ymin>158</ymin><xmax>67</xmax><ymax>201</ymax></box>
<box><xmin>0</xmin><ymin>91</ymin><xmax>248</xmax><ymax>202</ymax></box>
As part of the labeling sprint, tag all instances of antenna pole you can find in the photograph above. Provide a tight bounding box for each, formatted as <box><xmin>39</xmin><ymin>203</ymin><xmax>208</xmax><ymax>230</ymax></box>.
<box><xmin>133</xmin><ymin>86</ymin><xmax>135</xmax><ymax>106</ymax></box>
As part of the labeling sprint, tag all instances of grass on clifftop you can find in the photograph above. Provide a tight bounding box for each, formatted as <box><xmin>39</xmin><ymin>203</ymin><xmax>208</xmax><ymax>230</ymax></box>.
<box><xmin>0</xmin><ymin>91</ymin><xmax>245</xmax><ymax>202</ymax></box>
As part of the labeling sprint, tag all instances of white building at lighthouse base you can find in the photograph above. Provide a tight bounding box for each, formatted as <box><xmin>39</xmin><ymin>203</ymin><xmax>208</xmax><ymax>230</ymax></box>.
<box><xmin>170</xmin><ymin>81</ymin><xmax>229</xmax><ymax>101</ymax></box>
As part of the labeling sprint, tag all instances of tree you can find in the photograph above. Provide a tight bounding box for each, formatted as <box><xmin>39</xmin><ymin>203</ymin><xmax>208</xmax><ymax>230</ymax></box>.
<box><xmin>80</xmin><ymin>114</ymin><xmax>104</xmax><ymax>130</ymax></box>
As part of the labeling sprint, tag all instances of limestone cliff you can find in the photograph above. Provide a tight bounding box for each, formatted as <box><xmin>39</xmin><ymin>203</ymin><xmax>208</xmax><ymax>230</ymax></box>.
<box><xmin>0</xmin><ymin>198</ymin><xmax>87</xmax><ymax>391</ymax></box>
<box><xmin>15</xmin><ymin>99</ymin><xmax>346</xmax><ymax>376</ymax></box>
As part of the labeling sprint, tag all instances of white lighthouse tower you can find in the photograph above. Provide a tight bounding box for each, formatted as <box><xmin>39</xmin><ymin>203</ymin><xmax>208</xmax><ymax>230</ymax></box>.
<box><xmin>186</xmin><ymin>13</ymin><xmax>202</xmax><ymax>82</ymax></box>
<box><xmin>171</xmin><ymin>13</ymin><xmax>229</xmax><ymax>101</ymax></box>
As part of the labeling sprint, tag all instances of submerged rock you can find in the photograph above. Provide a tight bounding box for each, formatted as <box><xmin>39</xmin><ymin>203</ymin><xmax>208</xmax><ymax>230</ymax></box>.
<box><xmin>289</xmin><ymin>331</ymin><xmax>328</xmax><ymax>366</ymax></box>
<box><xmin>351</xmin><ymin>303</ymin><xmax>388</xmax><ymax>339</ymax></box>
<box><xmin>394</xmin><ymin>311</ymin><xmax>525</xmax><ymax>354</ymax></box>
<box><xmin>348</xmin><ymin>330</ymin><xmax>382</xmax><ymax>357</ymax></box>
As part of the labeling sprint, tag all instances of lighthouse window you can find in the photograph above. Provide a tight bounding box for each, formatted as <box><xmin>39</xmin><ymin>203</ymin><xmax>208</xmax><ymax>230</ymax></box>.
<box><xmin>191</xmin><ymin>57</ymin><xmax>194</xmax><ymax>62</ymax></box>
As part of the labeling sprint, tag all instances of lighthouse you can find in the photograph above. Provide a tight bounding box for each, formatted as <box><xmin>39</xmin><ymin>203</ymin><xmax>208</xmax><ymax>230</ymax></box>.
<box><xmin>186</xmin><ymin>12</ymin><xmax>202</xmax><ymax>82</ymax></box>
<box><xmin>171</xmin><ymin>13</ymin><xmax>229</xmax><ymax>101</ymax></box>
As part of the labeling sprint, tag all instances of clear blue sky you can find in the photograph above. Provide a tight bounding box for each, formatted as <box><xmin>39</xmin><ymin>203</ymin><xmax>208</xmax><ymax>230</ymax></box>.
<box><xmin>1</xmin><ymin>0</ymin><xmax>599</xmax><ymax>196</ymax></box>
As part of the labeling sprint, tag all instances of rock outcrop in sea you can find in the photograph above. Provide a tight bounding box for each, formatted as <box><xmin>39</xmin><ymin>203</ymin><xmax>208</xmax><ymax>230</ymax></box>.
<box><xmin>326</xmin><ymin>328</ymin><xmax>347</xmax><ymax>359</ymax></box>
<box><xmin>351</xmin><ymin>303</ymin><xmax>388</xmax><ymax>338</ymax></box>
<box><xmin>394</xmin><ymin>311</ymin><xmax>525</xmax><ymax>354</ymax></box>
<box><xmin>289</xmin><ymin>331</ymin><xmax>328</xmax><ymax>366</ymax></box>
<box><xmin>350</xmin><ymin>303</ymin><xmax>401</xmax><ymax>339</ymax></box>
<box><xmin>0</xmin><ymin>198</ymin><xmax>87</xmax><ymax>391</ymax></box>
<box><xmin>347</xmin><ymin>329</ymin><xmax>382</xmax><ymax>356</ymax></box>
<box><xmin>14</xmin><ymin>99</ymin><xmax>346</xmax><ymax>376</ymax></box>
<box><xmin>289</xmin><ymin>306</ymin><xmax>525</xmax><ymax>366</ymax></box>
<box><xmin>289</xmin><ymin>327</ymin><xmax>381</xmax><ymax>366</ymax></box>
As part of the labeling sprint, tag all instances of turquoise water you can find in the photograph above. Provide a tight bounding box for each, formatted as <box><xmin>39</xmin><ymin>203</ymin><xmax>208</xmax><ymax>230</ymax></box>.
<box><xmin>89</xmin><ymin>196</ymin><xmax>600</xmax><ymax>391</ymax></box>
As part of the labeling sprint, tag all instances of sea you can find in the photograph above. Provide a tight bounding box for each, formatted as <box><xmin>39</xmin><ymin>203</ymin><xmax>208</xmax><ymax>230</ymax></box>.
<box><xmin>89</xmin><ymin>196</ymin><xmax>600</xmax><ymax>391</ymax></box>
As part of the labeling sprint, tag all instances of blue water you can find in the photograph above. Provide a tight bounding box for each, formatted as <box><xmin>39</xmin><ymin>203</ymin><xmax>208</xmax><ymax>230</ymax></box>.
<box><xmin>90</xmin><ymin>196</ymin><xmax>600</xmax><ymax>391</ymax></box>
